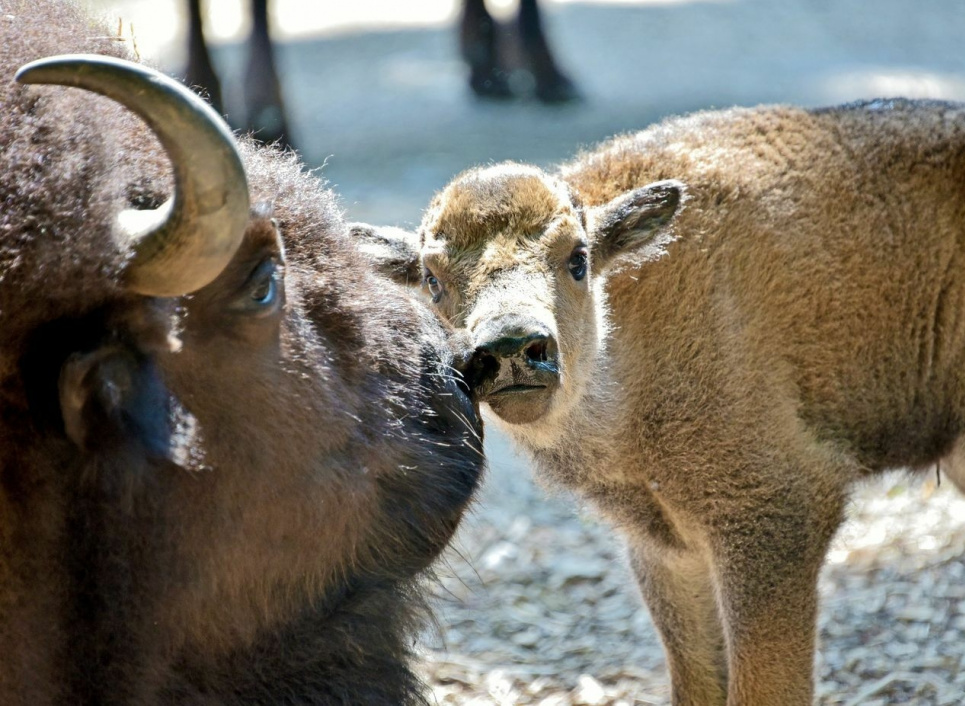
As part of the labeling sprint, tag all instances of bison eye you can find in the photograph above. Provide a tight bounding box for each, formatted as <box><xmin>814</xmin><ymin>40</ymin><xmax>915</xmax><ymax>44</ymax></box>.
<box><xmin>568</xmin><ymin>247</ymin><xmax>589</xmax><ymax>281</ymax></box>
<box><xmin>240</xmin><ymin>258</ymin><xmax>281</xmax><ymax>313</ymax></box>
<box><xmin>425</xmin><ymin>272</ymin><xmax>444</xmax><ymax>303</ymax></box>
<box><xmin>250</xmin><ymin>273</ymin><xmax>276</xmax><ymax>305</ymax></box>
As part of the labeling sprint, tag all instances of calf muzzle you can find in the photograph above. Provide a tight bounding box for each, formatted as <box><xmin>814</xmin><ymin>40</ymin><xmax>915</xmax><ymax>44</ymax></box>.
<box><xmin>468</xmin><ymin>316</ymin><xmax>560</xmax><ymax>424</ymax></box>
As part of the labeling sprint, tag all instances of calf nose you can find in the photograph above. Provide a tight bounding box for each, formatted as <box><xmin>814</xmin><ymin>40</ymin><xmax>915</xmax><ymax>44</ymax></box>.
<box><xmin>474</xmin><ymin>317</ymin><xmax>558</xmax><ymax>369</ymax></box>
<box><xmin>464</xmin><ymin>318</ymin><xmax>560</xmax><ymax>393</ymax></box>
<box><xmin>478</xmin><ymin>331</ymin><xmax>551</xmax><ymax>361</ymax></box>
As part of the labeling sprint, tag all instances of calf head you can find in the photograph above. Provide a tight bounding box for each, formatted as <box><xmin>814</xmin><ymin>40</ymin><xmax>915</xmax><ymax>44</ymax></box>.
<box><xmin>356</xmin><ymin>163</ymin><xmax>684</xmax><ymax>439</ymax></box>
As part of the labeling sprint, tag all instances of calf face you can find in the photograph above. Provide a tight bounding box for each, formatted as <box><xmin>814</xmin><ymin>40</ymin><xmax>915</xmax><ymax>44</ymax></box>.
<box><xmin>356</xmin><ymin>164</ymin><xmax>683</xmax><ymax>437</ymax></box>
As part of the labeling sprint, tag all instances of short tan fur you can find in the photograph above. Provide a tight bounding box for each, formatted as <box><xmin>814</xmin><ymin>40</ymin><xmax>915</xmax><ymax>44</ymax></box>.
<box><xmin>355</xmin><ymin>99</ymin><xmax>965</xmax><ymax>705</ymax></box>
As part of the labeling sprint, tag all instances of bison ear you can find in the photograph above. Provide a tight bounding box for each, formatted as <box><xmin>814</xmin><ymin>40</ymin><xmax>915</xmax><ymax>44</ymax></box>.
<box><xmin>586</xmin><ymin>180</ymin><xmax>686</xmax><ymax>271</ymax></box>
<box><xmin>349</xmin><ymin>223</ymin><xmax>423</xmax><ymax>286</ymax></box>
<box><xmin>59</xmin><ymin>347</ymin><xmax>171</xmax><ymax>458</ymax></box>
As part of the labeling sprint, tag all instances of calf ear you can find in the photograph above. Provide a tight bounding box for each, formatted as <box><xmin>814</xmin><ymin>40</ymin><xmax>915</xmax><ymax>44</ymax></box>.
<box><xmin>349</xmin><ymin>223</ymin><xmax>423</xmax><ymax>286</ymax></box>
<box><xmin>586</xmin><ymin>180</ymin><xmax>686</xmax><ymax>271</ymax></box>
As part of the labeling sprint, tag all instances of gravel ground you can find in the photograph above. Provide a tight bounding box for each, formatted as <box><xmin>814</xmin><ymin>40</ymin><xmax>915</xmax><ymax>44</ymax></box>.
<box><xmin>76</xmin><ymin>2</ymin><xmax>965</xmax><ymax>702</ymax></box>
<box><xmin>420</xmin><ymin>436</ymin><xmax>965</xmax><ymax>705</ymax></box>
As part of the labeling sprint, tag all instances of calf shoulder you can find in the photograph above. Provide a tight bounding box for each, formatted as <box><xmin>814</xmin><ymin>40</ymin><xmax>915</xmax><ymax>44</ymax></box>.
<box><xmin>562</xmin><ymin>101</ymin><xmax>965</xmax><ymax>474</ymax></box>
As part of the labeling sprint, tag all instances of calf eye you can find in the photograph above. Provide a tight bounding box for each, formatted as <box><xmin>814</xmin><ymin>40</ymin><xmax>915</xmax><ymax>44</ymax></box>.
<box><xmin>568</xmin><ymin>247</ymin><xmax>589</xmax><ymax>281</ymax></box>
<box><xmin>425</xmin><ymin>272</ymin><xmax>444</xmax><ymax>302</ymax></box>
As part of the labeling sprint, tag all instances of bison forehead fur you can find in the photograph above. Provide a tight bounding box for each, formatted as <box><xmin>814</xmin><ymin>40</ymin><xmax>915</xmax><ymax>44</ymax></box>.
<box><xmin>361</xmin><ymin>98</ymin><xmax>965</xmax><ymax>703</ymax></box>
<box><xmin>0</xmin><ymin>2</ymin><xmax>483</xmax><ymax>704</ymax></box>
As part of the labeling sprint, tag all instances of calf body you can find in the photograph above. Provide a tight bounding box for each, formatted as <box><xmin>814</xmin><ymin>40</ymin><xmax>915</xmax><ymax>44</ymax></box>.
<box><xmin>360</xmin><ymin>100</ymin><xmax>965</xmax><ymax>704</ymax></box>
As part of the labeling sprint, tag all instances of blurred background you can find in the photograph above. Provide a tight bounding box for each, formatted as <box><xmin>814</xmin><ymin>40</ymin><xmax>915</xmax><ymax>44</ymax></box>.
<box><xmin>77</xmin><ymin>1</ymin><xmax>965</xmax><ymax>703</ymax></box>
<box><xmin>82</xmin><ymin>0</ymin><xmax>965</xmax><ymax>226</ymax></box>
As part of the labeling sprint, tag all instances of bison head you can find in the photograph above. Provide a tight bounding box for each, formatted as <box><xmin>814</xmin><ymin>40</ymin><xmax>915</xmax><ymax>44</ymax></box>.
<box><xmin>0</xmin><ymin>14</ymin><xmax>482</xmax><ymax>704</ymax></box>
<box><xmin>354</xmin><ymin>163</ymin><xmax>683</xmax><ymax>444</ymax></box>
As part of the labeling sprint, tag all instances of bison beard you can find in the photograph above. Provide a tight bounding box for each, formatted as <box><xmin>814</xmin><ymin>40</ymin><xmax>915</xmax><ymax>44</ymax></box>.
<box><xmin>0</xmin><ymin>1</ymin><xmax>483</xmax><ymax>704</ymax></box>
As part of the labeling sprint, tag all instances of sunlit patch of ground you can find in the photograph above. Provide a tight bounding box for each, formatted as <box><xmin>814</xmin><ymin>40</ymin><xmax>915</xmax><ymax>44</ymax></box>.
<box><xmin>422</xmin><ymin>457</ymin><xmax>965</xmax><ymax>705</ymax></box>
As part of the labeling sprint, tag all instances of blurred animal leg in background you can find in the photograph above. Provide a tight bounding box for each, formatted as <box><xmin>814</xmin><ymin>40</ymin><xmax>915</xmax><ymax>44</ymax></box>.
<box><xmin>460</xmin><ymin>0</ymin><xmax>514</xmax><ymax>99</ymax></box>
<box><xmin>461</xmin><ymin>0</ymin><xmax>580</xmax><ymax>103</ymax></box>
<box><xmin>517</xmin><ymin>0</ymin><xmax>580</xmax><ymax>103</ymax></box>
<box><xmin>243</xmin><ymin>0</ymin><xmax>291</xmax><ymax>146</ymax></box>
<box><xmin>183</xmin><ymin>0</ymin><xmax>291</xmax><ymax>148</ymax></box>
<box><xmin>185</xmin><ymin>0</ymin><xmax>223</xmax><ymax>113</ymax></box>
<box><xmin>187</xmin><ymin>0</ymin><xmax>579</xmax><ymax>147</ymax></box>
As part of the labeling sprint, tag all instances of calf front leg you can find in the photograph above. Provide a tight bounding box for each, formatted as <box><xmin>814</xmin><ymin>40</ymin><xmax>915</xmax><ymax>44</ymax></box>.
<box><xmin>709</xmin><ymin>469</ymin><xmax>848</xmax><ymax>706</ymax></box>
<box><xmin>629</xmin><ymin>539</ymin><xmax>727</xmax><ymax>706</ymax></box>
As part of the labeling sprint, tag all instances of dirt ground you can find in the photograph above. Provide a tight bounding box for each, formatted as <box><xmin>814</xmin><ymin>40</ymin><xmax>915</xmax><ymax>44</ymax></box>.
<box><xmin>79</xmin><ymin>1</ymin><xmax>965</xmax><ymax>702</ymax></box>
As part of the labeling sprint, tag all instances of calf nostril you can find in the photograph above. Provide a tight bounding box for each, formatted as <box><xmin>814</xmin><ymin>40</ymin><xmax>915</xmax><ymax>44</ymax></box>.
<box><xmin>524</xmin><ymin>339</ymin><xmax>548</xmax><ymax>363</ymax></box>
<box><xmin>464</xmin><ymin>349</ymin><xmax>501</xmax><ymax>391</ymax></box>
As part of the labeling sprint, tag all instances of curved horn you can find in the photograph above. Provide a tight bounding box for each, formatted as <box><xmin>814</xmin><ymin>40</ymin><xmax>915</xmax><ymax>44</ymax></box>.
<box><xmin>16</xmin><ymin>54</ymin><xmax>250</xmax><ymax>297</ymax></box>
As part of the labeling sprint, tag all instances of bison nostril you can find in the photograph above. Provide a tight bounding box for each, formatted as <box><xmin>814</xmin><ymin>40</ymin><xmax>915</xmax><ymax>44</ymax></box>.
<box><xmin>524</xmin><ymin>339</ymin><xmax>548</xmax><ymax>363</ymax></box>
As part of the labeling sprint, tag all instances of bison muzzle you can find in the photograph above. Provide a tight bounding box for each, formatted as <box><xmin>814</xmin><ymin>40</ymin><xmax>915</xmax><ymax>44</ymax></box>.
<box><xmin>0</xmin><ymin>2</ymin><xmax>484</xmax><ymax>704</ymax></box>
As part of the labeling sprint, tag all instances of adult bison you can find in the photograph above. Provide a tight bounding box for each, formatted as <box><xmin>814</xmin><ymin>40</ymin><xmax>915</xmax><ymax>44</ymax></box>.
<box><xmin>0</xmin><ymin>1</ymin><xmax>483</xmax><ymax>703</ymax></box>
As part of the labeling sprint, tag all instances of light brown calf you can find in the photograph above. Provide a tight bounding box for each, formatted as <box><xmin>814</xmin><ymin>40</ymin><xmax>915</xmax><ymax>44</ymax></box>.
<box><xmin>356</xmin><ymin>100</ymin><xmax>965</xmax><ymax>705</ymax></box>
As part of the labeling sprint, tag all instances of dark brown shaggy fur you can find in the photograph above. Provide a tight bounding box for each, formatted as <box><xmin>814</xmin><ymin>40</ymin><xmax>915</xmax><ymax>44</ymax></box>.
<box><xmin>0</xmin><ymin>2</ymin><xmax>484</xmax><ymax>704</ymax></box>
